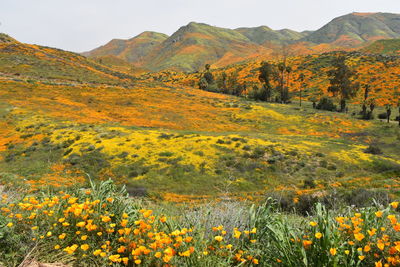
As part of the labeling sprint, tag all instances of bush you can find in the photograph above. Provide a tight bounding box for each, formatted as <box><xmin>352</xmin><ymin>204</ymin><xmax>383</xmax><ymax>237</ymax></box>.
<box><xmin>364</xmin><ymin>144</ymin><xmax>383</xmax><ymax>155</ymax></box>
<box><xmin>268</xmin><ymin>188</ymin><xmax>393</xmax><ymax>215</ymax></box>
<box><xmin>205</xmin><ymin>83</ymin><xmax>219</xmax><ymax>92</ymax></box>
<box><xmin>303</xmin><ymin>178</ymin><xmax>317</xmax><ymax>189</ymax></box>
<box><xmin>316</xmin><ymin>97</ymin><xmax>336</xmax><ymax>111</ymax></box>
<box><xmin>378</xmin><ymin>112</ymin><xmax>388</xmax><ymax>119</ymax></box>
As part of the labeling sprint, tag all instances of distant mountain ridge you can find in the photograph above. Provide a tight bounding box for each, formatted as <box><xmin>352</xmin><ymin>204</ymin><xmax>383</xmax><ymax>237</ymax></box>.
<box><xmin>235</xmin><ymin>26</ymin><xmax>308</xmax><ymax>45</ymax></box>
<box><xmin>60</xmin><ymin>12</ymin><xmax>400</xmax><ymax>71</ymax></box>
<box><xmin>303</xmin><ymin>12</ymin><xmax>400</xmax><ymax>46</ymax></box>
<box><xmin>141</xmin><ymin>22</ymin><xmax>275</xmax><ymax>71</ymax></box>
<box><xmin>82</xmin><ymin>12</ymin><xmax>400</xmax><ymax>72</ymax></box>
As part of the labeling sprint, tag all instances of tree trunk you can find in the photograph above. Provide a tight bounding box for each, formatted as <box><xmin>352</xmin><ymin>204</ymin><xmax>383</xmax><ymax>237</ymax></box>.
<box><xmin>340</xmin><ymin>99</ymin><xmax>346</xmax><ymax>112</ymax></box>
<box><xmin>299</xmin><ymin>88</ymin><xmax>302</xmax><ymax>107</ymax></box>
<box><xmin>281</xmin><ymin>71</ymin><xmax>285</xmax><ymax>104</ymax></box>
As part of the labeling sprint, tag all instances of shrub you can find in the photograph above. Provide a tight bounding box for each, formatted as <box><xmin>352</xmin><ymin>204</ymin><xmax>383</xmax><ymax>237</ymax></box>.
<box><xmin>303</xmin><ymin>178</ymin><xmax>317</xmax><ymax>189</ymax></box>
<box><xmin>249</xmin><ymin>147</ymin><xmax>265</xmax><ymax>159</ymax></box>
<box><xmin>364</xmin><ymin>144</ymin><xmax>383</xmax><ymax>155</ymax></box>
<box><xmin>378</xmin><ymin>112</ymin><xmax>388</xmax><ymax>119</ymax></box>
<box><xmin>316</xmin><ymin>97</ymin><xmax>336</xmax><ymax>111</ymax></box>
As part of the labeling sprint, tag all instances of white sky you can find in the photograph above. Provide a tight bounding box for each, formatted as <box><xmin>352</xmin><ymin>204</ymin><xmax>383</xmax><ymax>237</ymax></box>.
<box><xmin>1</xmin><ymin>0</ymin><xmax>400</xmax><ymax>52</ymax></box>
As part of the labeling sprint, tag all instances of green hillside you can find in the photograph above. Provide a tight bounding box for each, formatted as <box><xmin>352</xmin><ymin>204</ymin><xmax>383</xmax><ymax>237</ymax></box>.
<box><xmin>304</xmin><ymin>12</ymin><xmax>400</xmax><ymax>46</ymax></box>
<box><xmin>361</xmin><ymin>38</ymin><xmax>400</xmax><ymax>55</ymax></box>
<box><xmin>83</xmin><ymin>31</ymin><xmax>168</xmax><ymax>64</ymax></box>
<box><xmin>0</xmin><ymin>33</ymin><xmax>136</xmax><ymax>84</ymax></box>
<box><xmin>141</xmin><ymin>22</ymin><xmax>270</xmax><ymax>72</ymax></box>
<box><xmin>236</xmin><ymin>26</ymin><xmax>307</xmax><ymax>45</ymax></box>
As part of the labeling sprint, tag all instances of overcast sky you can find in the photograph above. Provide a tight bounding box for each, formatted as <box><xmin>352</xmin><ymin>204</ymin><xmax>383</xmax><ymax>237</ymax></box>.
<box><xmin>1</xmin><ymin>0</ymin><xmax>400</xmax><ymax>52</ymax></box>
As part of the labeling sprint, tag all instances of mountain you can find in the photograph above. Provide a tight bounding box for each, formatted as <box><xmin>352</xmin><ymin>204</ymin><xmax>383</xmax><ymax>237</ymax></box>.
<box><xmin>83</xmin><ymin>31</ymin><xmax>168</xmax><ymax>64</ymax></box>
<box><xmin>304</xmin><ymin>12</ymin><xmax>400</xmax><ymax>46</ymax></box>
<box><xmin>85</xmin><ymin>23</ymin><xmax>309</xmax><ymax>72</ymax></box>
<box><xmin>84</xmin><ymin>12</ymin><xmax>400</xmax><ymax>72</ymax></box>
<box><xmin>0</xmin><ymin>33</ymin><xmax>136</xmax><ymax>84</ymax></box>
<box><xmin>236</xmin><ymin>26</ymin><xmax>308</xmax><ymax>45</ymax></box>
<box><xmin>141</xmin><ymin>22</ymin><xmax>274</xmax><ymax>72</ymax></box>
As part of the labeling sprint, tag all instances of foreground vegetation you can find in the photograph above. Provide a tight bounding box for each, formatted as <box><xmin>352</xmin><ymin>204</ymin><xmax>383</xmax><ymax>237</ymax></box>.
<box><xmin>1</xmin><ymin>179</ymin><xmax>400</xmax><ymax>266</ymax></box>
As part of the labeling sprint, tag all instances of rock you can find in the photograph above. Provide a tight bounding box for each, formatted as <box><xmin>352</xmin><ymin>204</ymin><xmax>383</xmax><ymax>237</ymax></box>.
<box><xmin>21</xmin><ymin>260</ymin><xmax>70</xmax><ymax>267</ymax></box>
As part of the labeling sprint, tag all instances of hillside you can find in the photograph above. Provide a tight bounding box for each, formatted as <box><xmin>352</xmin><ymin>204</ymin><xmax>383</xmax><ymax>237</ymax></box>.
<box><xmin>161</xmin><ymin>50</ymin><xmax>400</xmax><ymax>107</ymax></box>
<box><xmin>83</xmin><ymin>31</ymin><xmax>168</xmax><ymax>64</ymax></box>
<box><xmin>304</xmin><ymin>12</ymin><xmax>400</xmax><ymax>46</ymax></box>
<box><xmin>0</xmin><ymin>33</ymin><xmax>136</xmax><ymax>84</ymax></box>
<box><xmin>141</xmin><ymin>22</ymin><xmax>273</xmax><ymax>72</ymax></box>
<box><xmin>235</xmin><ymin>26</ymin><xmax>307</xmax><ymax>45</ymax></box>
<box><xmin>361</xmin><ymin>38</ymin><xmax>400</xmax><ymax>55</ymax></box>
<box><xmin>1</xmin><ymin>77</ymin><xmax>399</xmax><ymax>197</ymax></box>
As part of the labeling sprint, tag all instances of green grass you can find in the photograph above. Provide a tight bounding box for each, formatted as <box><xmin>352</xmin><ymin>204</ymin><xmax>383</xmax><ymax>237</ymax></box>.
<box><xmin>1</xmin><ymin>179</ymin><xmax>400</xmax><ymax>266</ymax></box>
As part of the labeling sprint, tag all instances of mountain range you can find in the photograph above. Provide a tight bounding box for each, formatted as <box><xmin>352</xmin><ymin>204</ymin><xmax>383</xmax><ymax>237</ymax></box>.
<box><xmin>84</xmin><ymin>12</ymin><xmax>400</xmax><ymax>72</ymax></box>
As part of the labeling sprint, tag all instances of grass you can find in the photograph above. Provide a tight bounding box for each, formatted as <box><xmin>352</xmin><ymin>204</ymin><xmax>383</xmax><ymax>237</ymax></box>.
<box><xmin>2</xmin><ymin>179</ymin><xmax>400</xmax><ymax>266</ymax></box>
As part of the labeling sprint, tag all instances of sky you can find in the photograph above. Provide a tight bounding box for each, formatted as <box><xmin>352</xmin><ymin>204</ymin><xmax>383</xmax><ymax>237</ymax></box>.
<box><xmin>1</xmin><ymin>0</ymin><xmax>400</xmax><ymax>53</ymax></box>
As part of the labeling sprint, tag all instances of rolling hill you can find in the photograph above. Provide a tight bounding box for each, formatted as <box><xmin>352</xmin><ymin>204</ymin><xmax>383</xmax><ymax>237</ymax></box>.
<box><xmin>360</xmin><ymin>38</ymin><xmax>400</xmax><ymax>55</ymax></box>
<box><xmin>0</xmin><ymin>33</ymin><xmax>136</xmax><ymax>84</ymax></box>
<box><xmin>156</xmin><ymin>49</ymin><xmax>400</xmax><ymax>107</ymax></box>
<box><xmin>82</xmin><ymin>31</ymin><xmax>168</xmax><ymax>64</ymax></box>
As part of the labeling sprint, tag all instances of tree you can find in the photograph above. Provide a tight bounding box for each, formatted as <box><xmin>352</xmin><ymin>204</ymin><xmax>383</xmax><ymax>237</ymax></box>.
<box><xmin>361</xmin><ymin>84</ymin><xmax>370</xmax><ymax>118</ymax></box>
<box><xmin>297</xmin><ymin>73</ymin><xmax>305</xmax><ymax>107</ymax></box>
<box><xmin>273</xmin><ymin>45</ymin><xmax>292</xmax><ymax>104</ymax></box>
<box><xmin>286</xmin><ymin>66</ymin><xmax>292</xmax><ymax>90</ymax></box>
<box><xmin>277</xmin><ymin>63</ymin><xmax>286</xmax><ymax>103</ymax></box>
<box><xmin>226</xmin><ymin>71</ymin><xmax>240</xmax><ymax>95</ymax></box>
<box><xmin>217</xmin><ymin>72</ymin><xmax>228</xmax><ymax>93</ymax></box>
<box><xmin>198</xmin><ymin>77</ymin><xmax>208</xmax><ymax>90</ymax></box>
<box><xmin>398</xmin><ymin>102</ymin><xmax>400</xmax><ymax>127</ymax></box>
<box><xmin>386</xmin><ymin>105</ymin><xmax>392</xmax><ymax>123</ymax></box>
<box><xmin>398</xmin><ymin>101</ymin><xmax>400</xmax><ymax>127</ymax></box>
<box><xmin>199</xmin><ymin>64</ymin><xmax>214</xmax><ymax>90</ymax></box>
<box><xmin>258</xmin><ymin>62</ymin><xmax>273</xmax><ymax>101</ymax></box>
<box><xmin>203</xmin><ymin>64</ymin><xmax>214</xmax><ymax>84</ymax></box>
<box><xmin>327</xmin><ymin>56</ymin><xmax>360</xmax><ymax>112</ymax></box>
<box><xmin>232</xmin><ymin>84</ymin><xmax>244</xmax><ymax>96</ymax></box>
<box><xmin>203</xmin><ymin>71</ymin><xmax>214</xmax><ymax>84</ymax></box>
